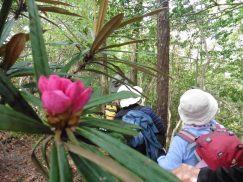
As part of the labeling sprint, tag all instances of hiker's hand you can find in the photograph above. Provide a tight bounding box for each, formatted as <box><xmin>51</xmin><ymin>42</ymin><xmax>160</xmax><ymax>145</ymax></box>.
<box><xmin>172</xmin><ymin>164</ymin><xmax>200</xmax><ymax>182</ymax></box>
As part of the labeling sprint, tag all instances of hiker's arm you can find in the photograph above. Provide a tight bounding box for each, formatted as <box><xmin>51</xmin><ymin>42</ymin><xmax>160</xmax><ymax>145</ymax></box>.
<box><xmin>157</xmin><ymin>136</ymin><xmax>186</xmax><ymax>171</ymax></box>
<box><xmin>198</xmin><ymin>167</ymin><xmax>243</xmax><ymax>182</ymax></box>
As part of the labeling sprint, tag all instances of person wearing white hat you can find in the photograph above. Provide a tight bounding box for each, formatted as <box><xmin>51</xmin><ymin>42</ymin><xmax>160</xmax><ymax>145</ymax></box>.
<box><xmin>157</xmin><ymin>89</ymin><xmax>223</xmax><ymax>171</ymax></box>
<box><xmin>117</xmin><ymin>85</ymin><xmax>143</xmax><ymax>108</ymax></box>
<box><xmin>104</xmin><ymin>74</ymin><xmax>128</xmax><ymax>120</ymax></box>
<box><xmin>115</xmin><ymin>85</ymin><xmax>166</xmax><ymax>159</ymax></box>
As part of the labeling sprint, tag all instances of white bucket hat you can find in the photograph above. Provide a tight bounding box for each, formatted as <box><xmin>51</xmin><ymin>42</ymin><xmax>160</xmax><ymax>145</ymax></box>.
<box><xmin>117</xmin><ymin>85</ymin><xmax>142</xmax><ymax>108</ymax></box>
<box><xmin>178</xmin><ymin>89</ymin><xmax>218</xmax><ymax>125</ymax></box>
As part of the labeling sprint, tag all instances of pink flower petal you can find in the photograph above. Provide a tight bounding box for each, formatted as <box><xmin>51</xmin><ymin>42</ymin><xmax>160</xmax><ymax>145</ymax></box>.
<box><xmin>60</xmin><ymin>77</ymin><xmax>72</xmax><ymax>92</ymax></box>
<box><xmin>65</xmin><ymin>80</ymin><xmax>85</xmax><ymax>100</ymax></box>
<box><xmin>42</xmin><ymin>90</ymin><xmax>71</xmax><ymax>115</ymax></box>
<box><xmin>38</xmin><ymin>75</ymin><xmax>48</xmax><ymax>93</ymax></box>
<box><xmin>47</xmin><ymin>75</ymin><xmax>63</xmax><ymax>91</ymax></box>
<box><xmin>72</xmin><ymin>87</ymin><xmax>92</xmax><ymax>112</ymax></box>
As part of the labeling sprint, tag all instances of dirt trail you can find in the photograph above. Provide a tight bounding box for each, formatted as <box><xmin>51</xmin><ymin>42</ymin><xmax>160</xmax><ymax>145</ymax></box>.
<box><xmin>0</xmin><ymin>132</ymin><xmax>46</xmax><ymax>182</ymax></box>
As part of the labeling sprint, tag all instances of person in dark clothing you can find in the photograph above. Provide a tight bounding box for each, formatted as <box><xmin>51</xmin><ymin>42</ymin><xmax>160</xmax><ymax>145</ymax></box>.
<box><xmin>115</xmin><ymin>85</ymin><xmax>166</xmax><ymax>158</ymax></box>
<box><xmin>104</xmin><ymin>74</ymin><xmax>127</xmax><ymax>120</ymax></box>
<box><xmin>172</xmin><ymin>163</ymin><xmax>243</xmax><ymax>182</ymax></box>
<box><xmin>115</xmin><ymin>103</ymin><xmax>165</xmax><ymax>137</ymax></box>
<box><xmin>198</xmin><ymin>167</ymin><xmax>243</xmax><ymax>182</ymax></box>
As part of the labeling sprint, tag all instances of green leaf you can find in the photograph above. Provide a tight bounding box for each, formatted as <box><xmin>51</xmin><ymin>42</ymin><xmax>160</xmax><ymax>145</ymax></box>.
<box><xmin>42</xmin><ymin>136</ymin><xmax>53</xmax><ymax>169</ymax></box>
<box><xmin>20</xmin><ymin>90</ymin><xmax>42</xmax><ymax>108</ymax></box>
<box><xmin>0</xmin><ymin>105</ymin><xmax>51</xmax><ymax>134</ymax></box>
<box><xmin>0</xmin><ymin>18</ymin><xmax>15</xmax><ymax>46</ymax></box>
<box><xmin>98</xmin><ymin>39</ymin><xmax>147</xmax><ymax>52</ymax></box>
<box><xmin>70</xmin><ymin>152</ymin><xmax>119</xmax><ymax>182</ymax></box>
<box><xmin>32</xmin><ymin>136</ymin><xmax>48</xmax><ymax>179</ymax></box>
<box><xmin>56</xmin><ymin>72</ymin><xmax>92</xmax><ymax>86</ymax></box>
<box><xmin>49</xmin><ymin>143</ymin><xmax>60</xmax><ymax>182</ymax></box>
<box><xmin>0</xmin><ymin>0</ymin><xmax>13</xmax><ymax>36</ymax></box>
<box><xmin>56</xmin><ymin>141</ymin><xmax>73</xmax><ymax>182</ymax></box>
<box><xmin>60</xmin><ymin>50</ymin><xmax>87</xmax><ymax>73</ymax></box>
<box><xmin>84</xmin><ymin>91</ymin><xmax>139</xmax><ymax>110</ymax></box>
<box><xmin>77</xmin><ymin>127</ymin><xmax>179</xmax><ymax>182</ymax></box>
<box><xmin>66</xmin><ymin>142</ymin><xmax>142</xmax><ymax>182</ymax></box>
<box><xmin>81</xmin><ymin>117</ymin><xmax>139</xmax><ymax>136</ymax></box>
<box><xmin>0</xmin><ymin>68</ymin><xmax>41</xmax><ymax>121</ymax></box>
<box><xmin>27</xmin><ymin>0</ymin><xmax>50</xmax><ymax>80</ymax></box>
<box><xmin>105</xmin><ymin>58</ymin><xmax>158</xmax><ymax>76</ymax></box>
<box><xmin>7</xmin><ymin>66</ymin><xmax>34</xmax><ymax>78</ymax></box>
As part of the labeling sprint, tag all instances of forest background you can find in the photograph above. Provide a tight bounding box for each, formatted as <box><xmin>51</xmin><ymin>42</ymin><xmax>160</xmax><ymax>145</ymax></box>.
<box><xmin>0</xmin><ymin>0</ymin><xmax>242</xmax><ymax>181</ymax></box>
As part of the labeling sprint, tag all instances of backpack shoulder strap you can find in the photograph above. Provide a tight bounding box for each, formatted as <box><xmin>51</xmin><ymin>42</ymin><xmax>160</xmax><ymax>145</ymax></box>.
<box><xmin>177</xmin><ymin>130</ymin><xmax>197</xmax><ymax>143</ymax></box>
<box><xmin>211</xmin><ymin>123</ymin><xmax>226</xmax><ymax>132</ymax></box>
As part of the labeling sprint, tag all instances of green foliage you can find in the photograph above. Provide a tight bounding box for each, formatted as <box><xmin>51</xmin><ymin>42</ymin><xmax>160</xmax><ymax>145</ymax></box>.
<box><xmin>169</xmin><ymin>0</ymin><xmax>242</xmax><ymax>134</ymax></box>
<box><xmin>27</xmin><ymin>0</ymin><xmax>50</xmax><ymax>80</ymax></box>
<box><xmin>0</xmin><ymin>0</ymin><xmax>178</xmax><ymax>181</ymax></box>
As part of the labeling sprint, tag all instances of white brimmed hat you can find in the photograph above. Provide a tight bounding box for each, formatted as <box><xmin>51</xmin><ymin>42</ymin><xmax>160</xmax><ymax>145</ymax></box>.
<box><xmin>178</xmin><ymin>89</ymin><xmax>218</xmax><ymax>125</ymax></box>
<box><xmin>117</xmin><ymin>85</ymin><xmax>142</xmax><ymax>108</ymax></box>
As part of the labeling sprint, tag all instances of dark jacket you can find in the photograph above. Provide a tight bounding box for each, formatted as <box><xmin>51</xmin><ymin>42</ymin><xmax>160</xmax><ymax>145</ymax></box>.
<box><xmin>115</xmin><ymin>104</ymin><xmax>166</xmax><ymax>156</ymax></box>
<box><xmin>198</xmin><ymin>167</ymin><xmax>243</xmax><ymax>182</ymax></box>
<box><xmin>115</xmin><ymin>104</ymin><xmax>165</xmax><ymax>134</ymax></box>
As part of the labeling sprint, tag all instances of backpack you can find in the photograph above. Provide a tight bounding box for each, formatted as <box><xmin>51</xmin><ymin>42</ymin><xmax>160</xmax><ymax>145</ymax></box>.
<box><xmin>177</xmin><ymin>124</ymin><xmax>243</xmax><ymax>170</ymax></box>
<box><xmin>122</xmin><ymin>110</ymin><xmax>164</xmax><ymax>161</ymax></box>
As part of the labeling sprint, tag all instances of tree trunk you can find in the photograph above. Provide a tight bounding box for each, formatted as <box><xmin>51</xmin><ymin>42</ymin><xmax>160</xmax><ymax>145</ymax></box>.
<box><xmin>156</xmin><ymin>0</ymin><xmax>170</xmax><ymax>146</ymax></box>
<box><xmin>129</xmin><ymin>1</ymin><xmax>143</xmax><ymax>85</ymax></box>
<box><xmin>130</xmin><ymin>37</ymin><xmax>138</xmax><ymax>85</ymax></box>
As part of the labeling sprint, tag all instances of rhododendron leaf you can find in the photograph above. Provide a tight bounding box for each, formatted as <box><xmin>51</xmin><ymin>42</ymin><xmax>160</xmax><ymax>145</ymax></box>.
<box><xmin>81</xmin><ymin>117</ymin><xmax>139</xmax><ymax>136</ymax></box>
<box><xmin>38</xmin><ymin>75</ymin><xmax>48</xmax><ymax>92</ymax></box>
<box><xmin>20</xmin><ymin>90</ymin><xmax>42</xmax><ymax>108</ymax></box>
<box><xmin>31</xmin><ymin>137</ymin><xmax>48</xmax><ymax>178</ymax></box>
<box><xmin>42</xmin><ymin>91</ymin><xmax>71</xmax><ymax>114</ymax></box>
<box><xmin>36</xmin><ymin>0</ymin><xmax>72</xmax><ymax>7</ymax></box>
<box><xmin>66</xmin><ymin>143</ymin><xmax>141</xmax><ymax>182</ymax></box>
<box><xmin>2</xmin><ymin>33</ymin><xmax>27</xmax><ymax>71</ymax></box>
<box><xmin>84</xmin><ymin>91</ymin><xmax>139</xmax><ymax>110</ymax></box>
<box><xmin>0</xmin><ymin>0</ymin><xmax>13</xmax><ymax>36</ymax></box>
<box><xmin>60</xmin><ymin>51</ymin><xmax>86</xmax><ymax>73</ymax></box>
<box><xmin>27</xmin><ymin>0</ymin><xmax>50</xmax><ymax>80</ymax></box>
<box><xmin>90</xmin><ymin>13</ymin><xmax>124</xmax><ymax>54</ymax></box>
<box><xmin>94</xmin><ymin>0</ymin><xmax>108</xmax><ymax>34</ymax></box>
<box><xmin>0</xmin><ymin>18</ymin><xmax>15</xmax><ymax>46</ymax></box>
<box><xmin>0</xmin><ymin>68</ymin><xmax>41</xmax><ymax>121</ymax></box>
<box><xmin>77</xmin><ymin>127</ymin><xmax>179</xmax><ymax>182</ymax></box>
<box><xmin>118</xmin><ymin>8</ymin><xmax>165</xmax><ymax>28</ymax></box>
<box><xmin>38</xmin><ymin>6</ymin><xmax>81</xmax><ymax>17</ymax></box>
<box><xmin>0</xmin><ymin>105</ymin><xmax>51</xmax><ymax>134</ymax></box>
<box><xmin>72</xmin><ymin>87</ymin><xmax>92</xmax><ymax>112</ymax></box>
<box><xmin>56</xmin><ymin>142</ymin><xmax>73</xmax><ymax>182</ymax></box>
<box><xmin>50</xmin><ymin>143</ymin><xmax>60</xmax><ymax>182</ymax></box>
<box><xmin>70</xmin><ymin>152</ymin><xmax>119</xmax><ymax>182</ymax></box>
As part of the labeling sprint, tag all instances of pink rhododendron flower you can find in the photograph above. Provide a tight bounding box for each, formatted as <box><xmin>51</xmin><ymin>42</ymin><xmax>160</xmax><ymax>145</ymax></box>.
<box><xmin>38</xmin><ymin>75</ymin><xmax>92</xmax><ymax>128</ymax></box>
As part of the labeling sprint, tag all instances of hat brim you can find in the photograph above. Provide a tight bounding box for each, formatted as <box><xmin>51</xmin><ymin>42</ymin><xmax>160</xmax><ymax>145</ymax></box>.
<box><xmin>178</xmin><ymin>92</ymin><xmax>218</xmax><ymax>125</ymax></box>
<box><xmin>120</xmin><ymin>97</ymin><xmax>141</xmax><ymax>108</ymax></box>
<box><xmin>118</xmin><ymin>85</ymin><xmax>142</xmax><ymax>108</ymax></box>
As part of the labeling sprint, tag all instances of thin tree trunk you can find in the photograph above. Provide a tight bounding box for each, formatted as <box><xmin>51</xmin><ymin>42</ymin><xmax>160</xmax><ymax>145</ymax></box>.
<box><xmin>130</xmin><ymin>40</ymin><xmax>138</xmax><ymax>85</ymax></box>
<box><xmin>156</xmin><ymin>0</ymin><xmax>170</xmax><ymax>146</ymax></box>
